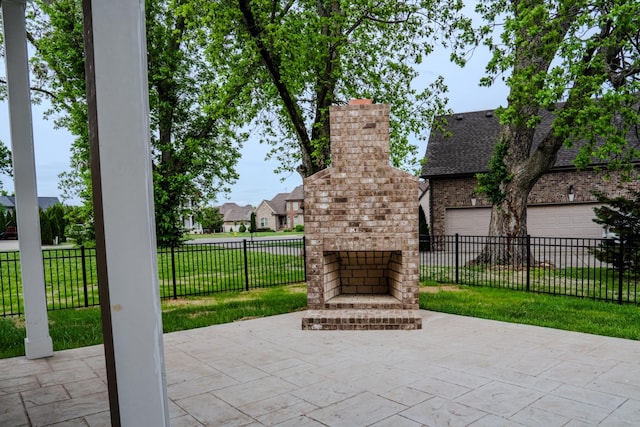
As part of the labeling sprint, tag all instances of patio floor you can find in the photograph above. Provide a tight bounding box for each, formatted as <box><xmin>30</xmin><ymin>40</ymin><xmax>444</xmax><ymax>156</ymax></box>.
<box><xmin>1</xmin><ymin>310</ymin><xmax>639</xmax><ymax>426</ymax></box>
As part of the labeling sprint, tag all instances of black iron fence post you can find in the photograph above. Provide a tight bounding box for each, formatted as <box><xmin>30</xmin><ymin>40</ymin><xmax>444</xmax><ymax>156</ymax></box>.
<box><xmin>455</xmin><ymin>233</ymin><xmax>459</xmax><ymax>284</ymax></box>
<box><xmin>526</xmin><ymin>235</ymin><xmax>531</xmax><ymax>292</ymax></box>
<box><xmin>81</xmin><ymin>245</ymin><xmax>89</xmax><ymax>307</ymax></box>
<box><xmin>171</xmin><ymin>244</ymin><xmax>177</xmax><ymax>299</ymax></box>
<box><xmin>618</xmin><ymin>239</ymin><xmax>624</xmax><ymax>304</ymax></box>
<box><xmin>302</xmin><ymin>236</ymin><xmax>307</xmax><ymax>282</ymax></box>
<box><xmin>243</xmin><ymin>239</ymin><xmax>250</xmax><ymax>291</ymax></box>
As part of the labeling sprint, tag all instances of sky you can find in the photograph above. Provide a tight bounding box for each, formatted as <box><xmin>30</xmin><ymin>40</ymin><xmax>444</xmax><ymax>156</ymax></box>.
<box><xmin>0</xmin><ymin>43</ymin><xmax>509</xmax><ymax>208</ymax></box>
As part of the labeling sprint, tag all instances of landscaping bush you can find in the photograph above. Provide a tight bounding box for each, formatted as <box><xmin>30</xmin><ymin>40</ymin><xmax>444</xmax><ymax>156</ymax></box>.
<box><xmin>591</xmin><ymin>188</ymin><xmax>640</xmax><ymax>273</ymax></box>
<box><xmin>294</xmin><ymin>224</ymin><xmax>304</xmax><ymax>232</ymax></box>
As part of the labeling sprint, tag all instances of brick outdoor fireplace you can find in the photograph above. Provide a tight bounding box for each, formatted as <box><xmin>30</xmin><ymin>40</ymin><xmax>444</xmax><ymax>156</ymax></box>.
<box><xmin>302</xmin><ymin>100</ymin><xmax>422</xmax><ymax>330</ymax></box>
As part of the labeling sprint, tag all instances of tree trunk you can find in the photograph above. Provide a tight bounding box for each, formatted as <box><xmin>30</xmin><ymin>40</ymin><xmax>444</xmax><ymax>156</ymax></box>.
<box><xmin>475</xmin><ymin>124</ymin><xmax>559</xmax><ymax>266</ymax></box>
<box><xmin>475</xmin><ymin>180</ymin><xmax>531</xmax><ymax>265</ymax></box>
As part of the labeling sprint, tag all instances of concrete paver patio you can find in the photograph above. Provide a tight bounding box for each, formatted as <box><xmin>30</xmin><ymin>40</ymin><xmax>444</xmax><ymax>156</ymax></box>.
<box><xmin>1</xmin><ymin>310</ymin><xmax>639</xmax><ymax>426</ymax></box>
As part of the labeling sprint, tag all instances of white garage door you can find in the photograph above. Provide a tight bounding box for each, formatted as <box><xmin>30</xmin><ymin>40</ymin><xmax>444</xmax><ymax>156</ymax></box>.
<box><xmin>445</xmin><ymin>204</ymin><xmax>603</xmax><ymax>238</ymax></box>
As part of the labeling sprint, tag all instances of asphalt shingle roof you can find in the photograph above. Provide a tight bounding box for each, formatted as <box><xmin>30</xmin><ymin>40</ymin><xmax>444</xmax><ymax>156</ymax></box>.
<box><xmin>421</xmin><ymin>107</ymin><xmax>639</xmax><ymax>178</ymax></box>
<box><xmin>286</xmin><ymin>185</ymin><xmax>303</xmax><ymax>201</ymax></box>
<box><xmin>265</xmin><ymin>192</ymin><xmax>288</xmax><ymax>215</ymax></box>
<box><xmin>218</xmin><ymin>202</ymin><xmax>253</xmax><ymax>222</ymax></box>
<box><xmin>0</xmin><ymin>196</ymin><xmax>60</xmax><ymax>210</ymax></box>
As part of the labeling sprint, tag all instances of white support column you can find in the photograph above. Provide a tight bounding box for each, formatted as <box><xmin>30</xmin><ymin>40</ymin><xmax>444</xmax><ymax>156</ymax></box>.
<box><xmin>87</xmin><ymin>0</ymin><xmax>169</xmax><ymax>424</ymax></box>
<box><xmin>1</xmin><ymin>0</ymin><xmax>53</xmax><ymax>359</ymax></box>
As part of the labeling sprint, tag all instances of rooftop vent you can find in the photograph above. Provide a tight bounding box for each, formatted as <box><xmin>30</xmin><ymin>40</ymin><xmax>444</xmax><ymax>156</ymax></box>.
<box><xmin>455</xmin><ymin>115</ymin><xmax>464</xmax><ymax>120</ymax></box>
<box><xmin>485</xmin><ymin>111</ymin><xmax>494</xmax><ymax>117</ymax></box>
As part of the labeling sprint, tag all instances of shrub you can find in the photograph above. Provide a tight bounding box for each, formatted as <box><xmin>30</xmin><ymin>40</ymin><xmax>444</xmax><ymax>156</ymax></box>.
<box><xmin>294</xmin><ymin>224</ymin><xmax>304</xmax><ymax>232</ymax></box>
<box><xmin>239</xmin><ymin>223</ymin><xmax>247</xmax><ymax>233</ymax></box>
<box><xmin>591</xmin><ymin>188</ymin><xmax>640</xmax><ymax>273</ymax></box>
<box><xmin>66</xmin><ymin>223</ymin><xmax>89</xmax><ymax>247</ymax></box>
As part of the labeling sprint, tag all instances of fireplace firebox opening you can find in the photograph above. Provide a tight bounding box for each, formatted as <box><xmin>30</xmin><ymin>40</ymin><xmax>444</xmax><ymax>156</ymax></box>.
<box><xmin>323</xmin><ymin>250</ymin><xmax>403</xmax><ymax>301</ymax></box>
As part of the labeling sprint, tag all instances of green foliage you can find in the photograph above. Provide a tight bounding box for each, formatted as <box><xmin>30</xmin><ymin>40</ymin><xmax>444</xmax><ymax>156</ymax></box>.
<box><xmin>39</xmin><ymin>204</ymin><xmax>69</xmax><ymax>245</ymax></box>
<box><xmin>195</xmin><ymin>206</ymin><xmax>224</xmax><ymax>233</ymax></box>
<box><xmin>250</xmin><ymin>212</ymin><xmax>257</xmax><ymax>234</ymax></box>
<box><xmin>199</xmin><ymin>0</ymin><xmax>471</xmax><ymax>176</ymax></box>
<box><xmin>0</xmin><ymin>142</ymin><xmax>13</xmax><ymax>188</ymax></box>
<box><xmin>0</xmin><ymin>207</ymin><xmax>15</xmax><ymax>231</ymax></box>
<box><xmin>39</xmin><ymin>209</ymin><xmax>54</xmax><ymax>245</ymax></box>
<box><xmin>65</xmin><ymin>223</ymin><xmax>89</xmax><ymax>246</ymax></box>
<box><xmin>20</xmin><ymin>0</ymin><xmax>244</xmax><ymax>247</ymax></box>
<box><xmin>475</xmin><ymin>136</ymin><xmax>511</xmax><ymax>205</ymax></box>
<box><xmin>591</xmin><ymin>188</ymin><xmax>640</xmax><ymax>272</ymax></box>
<box><xmin>467</xmin><ymin>0</ymin><xmax>640</xmax><ymax>240</ymax></box>
<box><xmin>294</xmin><ymin>224</ymin><xmax>304</xmax><ymax>232</ymax></box>
<box><xmin>239</xmin><ymin>223</ymin><xmax>247</xmax><ymax>233</ymax></box>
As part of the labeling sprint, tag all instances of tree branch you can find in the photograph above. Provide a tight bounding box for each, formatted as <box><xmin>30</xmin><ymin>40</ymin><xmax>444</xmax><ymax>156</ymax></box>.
<box><xmin>237</xmin><ymin>0</ymin><xmax>316</xmax><ymax>175</ymax></box>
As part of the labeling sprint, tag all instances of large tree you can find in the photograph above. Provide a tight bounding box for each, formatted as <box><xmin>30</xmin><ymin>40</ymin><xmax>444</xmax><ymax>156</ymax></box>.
<box><xmin>473</xmin><ymin>0</ymin><xmax>640</xmax><ymax>263</ymax></box>
<box><xmin>0</xmin><ymin>23</ymin><xmax>19</xmax><ymax>186</ymax></box>
<box><xmin>13</xmin><ymin>0</ymin><xmax>246</xmax><ymax>245</ymax></box>
<box><xmin>199</xmin><ymin>0</ymin><xmax>471</xmax><ymax>177</ymax></box>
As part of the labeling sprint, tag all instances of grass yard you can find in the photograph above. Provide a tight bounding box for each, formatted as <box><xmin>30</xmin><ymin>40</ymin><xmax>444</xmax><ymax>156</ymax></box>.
<box><xmin>420</xmin><ymin>284</ymin><xmax>640</xmax><ymax>340</ymax></box>
<box><xmin>2</xmin><ymin>282</ymin><xmax>638</xmax><ymax>360</ymax></box>
<box><xmin>0</xmin><ymin>285</ymin><xmax>308</xmax><ymax>359</ymax></box>
<box><xmin>1</xmin><ymin>243</ymin><xmax>305</xmax><ymax>316</ymax></box>
<box><xmin>187</xmin><ymin>231</ymin><xmax>304</xmax><ymax>240</ymax></box>
<box><xmin>421</xmin><ymin>265</ymin><xmax>639</xmax><ymax>303</ymax></box>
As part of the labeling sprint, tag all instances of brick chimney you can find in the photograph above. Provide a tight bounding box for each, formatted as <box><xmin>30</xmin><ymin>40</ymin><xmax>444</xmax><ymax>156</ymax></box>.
<box><xmin>302</xmin><ymin>101</ymin><xmax>421</xmax><ymax>330</ymax></box>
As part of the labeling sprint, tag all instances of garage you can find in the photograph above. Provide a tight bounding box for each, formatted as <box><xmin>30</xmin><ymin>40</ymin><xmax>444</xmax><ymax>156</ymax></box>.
<box><xmin>445</xmin><ymin>203</ymin><xmax>604</xmax><ymax>238</ymax></box>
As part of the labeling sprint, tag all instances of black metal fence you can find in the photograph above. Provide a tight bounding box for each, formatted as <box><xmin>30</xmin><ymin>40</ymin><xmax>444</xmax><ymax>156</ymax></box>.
<box><xmin>420</xmin><ymin>234</ymin><xmax>639</xmax><ymax>304</ymax></box>
<box><xmin>2</xmin><ymin>234</ymin><xmax>639</xmax><ymax>317</ymax></box>
<box><xmin>1</xmin><ymin>238</ymin><xmax>306</xmax><ymax>317</ymax></box>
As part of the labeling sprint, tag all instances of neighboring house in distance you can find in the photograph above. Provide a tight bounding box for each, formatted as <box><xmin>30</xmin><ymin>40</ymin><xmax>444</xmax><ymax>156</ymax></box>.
<box><xmin>218</xmin><ymin>202</ymin><xmax>253</xmax><ymax>233</ymax></box>
<box><xmin>255</xmin><ymin>185</ymin><xmax>304</xmax><ymax>231</ymax></box>
<box><xmin>421</xmin><ymin>108</ymin><xmax>640</xmax><ymax>238</ymax></box>
<box><xmin>255</xmin><ymin>193</ymin><xmax>286</xmax><ymax>231</ymax></box>
<box><xmin>182</xmin><ymin>199</ymin><xmax>203</xmax><ymax>234</ymax></box>
<box><xmin>285</xmin><ymin>185</ymin><xmax>304</xmax><ymax>229</ymax></box>
<box><xmin>0</xmin><ymin>196</ymin><xmax>61</xmax><ymax>213</ymax></box>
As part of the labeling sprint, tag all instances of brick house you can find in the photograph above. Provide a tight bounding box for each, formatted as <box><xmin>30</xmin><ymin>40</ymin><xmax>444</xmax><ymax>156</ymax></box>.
<box><xmin>254</xmin><ymin>185</ymin><xmax>304</xmax><ymax>231</ymax></box>
<box><xmin>285</xmin><ymin>185</ymin><xmax>304</xmax><ymax>229</ymax></box>
<box><xmin>421</xmin><ymin>108</ymin><xmax>639</xmax><ymax>238</ymax></box>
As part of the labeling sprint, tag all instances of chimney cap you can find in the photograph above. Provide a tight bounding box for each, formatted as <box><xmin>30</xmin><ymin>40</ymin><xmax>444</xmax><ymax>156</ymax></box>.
<box><xmin>348</xmin><ymin>99</ymin><xmax>373</xmax><ymax>105</ymax></box>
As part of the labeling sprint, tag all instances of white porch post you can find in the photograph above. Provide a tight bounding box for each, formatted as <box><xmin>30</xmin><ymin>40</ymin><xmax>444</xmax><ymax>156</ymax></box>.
<box><xmin>83</xmin><ymin>0</ymin><xmax>169</xmax><ymax>424</ymax></box>
<box><xmin>1</xmin><ymin>0</ymin><xmax>53</xmax><ymax>359</ymax></box>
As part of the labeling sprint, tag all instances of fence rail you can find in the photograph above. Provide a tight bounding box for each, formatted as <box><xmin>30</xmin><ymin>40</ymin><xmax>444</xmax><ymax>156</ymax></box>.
<box><xmin>2</xmin><ymin>234</ymin><xmax>639</xmax><ymax>317</ymax></box>
<box><xmin>420</xmin><ymin>234</ymin><xmax>639</xmax><ymax>304</ymax></box>
<box><xmin>1</xmin><ymin>238</ymin><xmax>306</xmax><ymax>317</ymax></box>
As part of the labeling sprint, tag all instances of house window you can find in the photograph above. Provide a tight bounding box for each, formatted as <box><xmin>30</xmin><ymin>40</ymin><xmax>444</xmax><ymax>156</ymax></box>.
<box><xmin>260</xmin><ymin>217</ymin><xmax>268</xmax><ymax>227</ymax></box>
<box><xmin>292</xmin><ymin>202</ymin><xmax>299</xmax><ymax>211</ymax></box>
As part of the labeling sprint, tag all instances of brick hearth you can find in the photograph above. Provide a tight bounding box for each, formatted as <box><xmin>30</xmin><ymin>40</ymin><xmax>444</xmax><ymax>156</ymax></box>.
<box><xmin>302</xmin><ymin>100</ymin><xmax>421</xmax><ymax>330</ymax></box>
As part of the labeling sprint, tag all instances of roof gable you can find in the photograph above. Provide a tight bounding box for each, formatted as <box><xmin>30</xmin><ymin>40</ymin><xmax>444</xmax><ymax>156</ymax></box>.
<box><xmin>266</xmin><ymin>192</ymin><xmax>288</xmax><ymax>215</ymax></box>
<box><xmin>286</xmin><ymin>185</ymin><xmax>304</xmax><ymax>201</ymax></box>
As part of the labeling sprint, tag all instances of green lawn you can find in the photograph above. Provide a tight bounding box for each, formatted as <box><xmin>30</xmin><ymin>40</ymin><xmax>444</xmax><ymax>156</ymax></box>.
<box><xmin>421</xmin><ymin>265</ymin><xmax>639</xmax><ymax>303</ymax></box>
<box><xmin>186</xmin><ymin>231</ymin><xmax>304</xmax><ymax>240</ymax></box>
<box><xmin>0</xmin><ymin>285</ymin><xmax>308</xmax><ymax>359</ymax></box>
<box><xmin>2</xmin><ymin>282</ymin><xmax>638</xmax><ymax>360</ymax></box>
<box><xmin>1</xmin><ymin>243</ymin><xmax>305</xmax><ymax>316</ymax></box>
<box><xmin>420</xmin><ymin>284</ymin><xmax>640</xmax><ymax>340</ymax></box>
